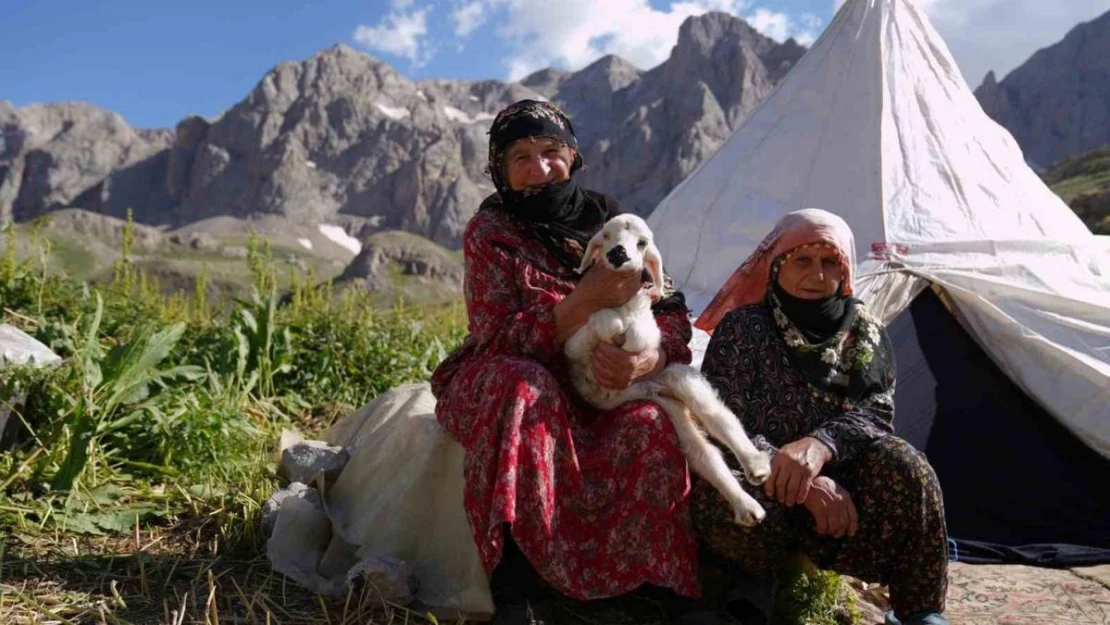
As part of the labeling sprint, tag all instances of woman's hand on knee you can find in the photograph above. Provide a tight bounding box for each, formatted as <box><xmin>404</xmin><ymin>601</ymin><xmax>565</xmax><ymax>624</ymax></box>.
<box><xmin>802</xmin><ymin>476</ymin><xmax>858</xmax><ymax>538</ymax></box>
<box><xmin>766</xmin><ymin>436</ymin><xmax>834</xmax><ymax>506</ymax></box>
<box><xmin>592</xmin><ymin>342</ymin><xmax>665</xmax><ymax>388</ymax></box>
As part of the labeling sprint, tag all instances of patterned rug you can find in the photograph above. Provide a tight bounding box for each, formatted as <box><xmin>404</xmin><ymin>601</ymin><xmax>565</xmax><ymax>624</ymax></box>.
<box><xmin>851</xmin><ymin>563</ymin><xmax>1110</xmax><ymax>624</ymax></box>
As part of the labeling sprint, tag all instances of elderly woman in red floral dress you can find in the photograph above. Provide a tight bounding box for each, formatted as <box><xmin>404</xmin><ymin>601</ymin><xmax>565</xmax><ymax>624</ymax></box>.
<box><xmin>430</xmin><ymin>100</ymin><xmax>702</xmax><ymax>621</ymax></box>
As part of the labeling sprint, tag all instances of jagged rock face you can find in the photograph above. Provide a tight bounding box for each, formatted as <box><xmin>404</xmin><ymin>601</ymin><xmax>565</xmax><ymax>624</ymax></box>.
<box><xmin>563</xmin><ymin>12</ymin><xmax>806</xmax><ymax>215</ymax></box>
<box><xmin>0</xmin><ymin>11</ymin><xmax>806</xmax><ymax>246</ymax></box>
<box><xmin>335</xmin><ymin>230</ymin><xmax>464</xmax><ymax>297</ymax></box>
<box><xmin>169</xmin><ymin>45</ymin><xmax>524</xmax><ymax>247</ymax></box>
<box><xmin>0</xmin><ymin>101</ymin><xmax>173</xmax><ymax>224</ymax></box>
<box><xmin>974</xmin><ymin>9</ymin><xmax>1110</xmax><ymax>169</ymax></box>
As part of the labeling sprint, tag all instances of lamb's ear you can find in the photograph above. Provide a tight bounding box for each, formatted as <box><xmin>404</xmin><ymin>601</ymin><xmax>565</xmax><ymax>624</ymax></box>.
<box><xmin>644</xmin><ymin>242</ymin><xmax>665</xmax><ymax>302</ymax></box>
<box><xmin>576</xmin><ymin>229</ymin><xmax>605</xmax><ymax>275</ymax></box>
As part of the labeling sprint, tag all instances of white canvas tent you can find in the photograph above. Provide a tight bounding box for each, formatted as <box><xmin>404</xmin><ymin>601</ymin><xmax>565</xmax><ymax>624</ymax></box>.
<box><xmin>649</xmin><ymin>0</ymin><xmax>1110</xmax><ymax>462</ymax></box>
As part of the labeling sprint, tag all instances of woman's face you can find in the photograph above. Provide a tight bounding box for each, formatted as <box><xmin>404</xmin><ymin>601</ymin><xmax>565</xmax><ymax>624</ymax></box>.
<box><xmin>776</xmin><ymin>244</ymin><xmax>843</xmax><ymax>299</ymax></box>
<box><xmin>503</xmin><ymin>137</ymin><xmax>575</xmax><ymax>191</ymax></box>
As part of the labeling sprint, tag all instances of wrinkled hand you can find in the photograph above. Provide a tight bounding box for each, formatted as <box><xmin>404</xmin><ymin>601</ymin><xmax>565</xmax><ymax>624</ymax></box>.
<box><xmin>766</xmin><ymin>436</ymin><xmax>834</xmax><ymax>507</ymax></box>
<box><xmin>573</xmin><ymin>265</ymin><xmax>644</xmax><ymax>311</ymax></box>
<box><xmin>592</xmin><ymin>342</ymin><xmax>664</xmax><ymax>389</ymax></box>
<box><xmin>803</xmin><ymin>476</ymin><xmax>858</xmax><ymax>538</ymax></box>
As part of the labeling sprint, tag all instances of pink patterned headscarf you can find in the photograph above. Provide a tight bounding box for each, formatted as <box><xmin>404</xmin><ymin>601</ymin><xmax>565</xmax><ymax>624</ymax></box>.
<box><xmin>695</xmin><ymin>209</ymin><xmax>857</xmax><ymax>333</ymax></box>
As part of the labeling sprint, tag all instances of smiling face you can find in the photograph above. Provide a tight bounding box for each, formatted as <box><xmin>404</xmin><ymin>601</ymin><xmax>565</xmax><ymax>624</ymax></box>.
<box><xmin>503</xmin><ymin>137</ymin><xmax>575</xmax><ymax>191</ymax></box>
<box><xmin>776</xmin><ymin>243</ymin><xmax>844</xmax><ymax>299</ymax></box>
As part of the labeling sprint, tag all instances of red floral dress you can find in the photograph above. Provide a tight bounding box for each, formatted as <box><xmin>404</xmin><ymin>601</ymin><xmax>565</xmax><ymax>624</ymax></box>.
<box><xmin>431</xmin><ymin>205</ymin><xmax>700</xmax><ymax>601</ymax></box>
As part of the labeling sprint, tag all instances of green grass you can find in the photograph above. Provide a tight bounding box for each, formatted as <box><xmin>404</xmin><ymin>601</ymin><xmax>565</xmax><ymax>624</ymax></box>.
<box><xmin>0</xmin><ymin>215</ymin><xmax>862</xmax><ymax>624</ymax></box>
<box><xmin>1049</xmin><ymin>171</ymin><xmax>1110</xmax><ymax>202</ymax></box>
<box><xmin>0</xmin><ymin>215</ymin><xmax>469</xmax><ymax>623</ymax></box>
<box><xmin>1043</xmin><ymin>146</ymin><xmax>1110</xmax><ymax>235</ymax></box>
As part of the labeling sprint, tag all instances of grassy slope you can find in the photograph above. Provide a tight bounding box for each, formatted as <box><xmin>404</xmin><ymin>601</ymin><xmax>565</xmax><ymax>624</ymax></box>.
<box><xmin>2</xmin><ymin>219</ymin><xmax>467</xmax><ymax>312</ymax></box>
<box><xmin>1041</xmin><ymin>146</ymin><xmax>1110</xmax><ymax>235</ymax></box>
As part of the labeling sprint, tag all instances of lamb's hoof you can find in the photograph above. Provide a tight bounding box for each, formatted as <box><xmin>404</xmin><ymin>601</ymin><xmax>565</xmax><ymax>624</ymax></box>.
<box><xmin>742</xmin><ymin>452</ymin><xmax>773</xmax><ymax>486</ymax></box>
<box><xmin>733</xmin><ymin>503</ymin><xmax>767</xmax><ymax>527</ymax></box>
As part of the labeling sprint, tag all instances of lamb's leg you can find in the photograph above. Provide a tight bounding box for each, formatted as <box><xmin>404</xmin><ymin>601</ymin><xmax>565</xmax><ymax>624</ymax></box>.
<box><xmin>658</xmin><ymin>366</ymin><xmax>772</xmax><ymax>485</ymax></box>
<box><xmin>656</xmin><ymin>396</ymin><xmax>766</xmax><ymax>527</ymax></box>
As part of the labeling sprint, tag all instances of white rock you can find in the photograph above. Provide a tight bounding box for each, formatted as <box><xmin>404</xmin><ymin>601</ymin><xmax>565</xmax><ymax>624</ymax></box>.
<box><xmin>443</xmin><ymin>106</ymin><xmax>495</xmax><ymax>124</ymax></box>
<box><xmin>317</xmin><ymin>224</ymin><xmax>362</xmax><ymax>255</ymax></box>
<box><xmin>375</xmin><ymin>102</ymin><xmax>410</xmax><ymax>120</ymax></box>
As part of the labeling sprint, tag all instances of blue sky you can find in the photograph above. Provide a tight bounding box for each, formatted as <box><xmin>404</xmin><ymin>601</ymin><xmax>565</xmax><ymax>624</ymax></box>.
<box><xmin>2</xmin><ymin>0</ymin><xmax>1106</xmax><ymax>129</ymax></box>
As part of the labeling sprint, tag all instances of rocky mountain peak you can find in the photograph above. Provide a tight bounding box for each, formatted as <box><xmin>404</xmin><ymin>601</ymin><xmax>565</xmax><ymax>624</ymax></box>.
<box><xmin>974</xmin><ymin>8</ymin><xmax>1110</xmax><ymax>169</ymax></box>
<box><xmin>520</xmin><ymin>67</ymin><xmax>571</xmax><ymax>95</ymax></box>
<box><xmin>2</xmin><ymin>11</ymin><xmax>807</xmax><ymax>246</ymax></box>
<box><xmin>571</xmin><ymin>55</ymin><xmax>642</xmax><ymax>91</ymax></box>
<box><xmin>658</xmin><ymin>12</ymin><xmax>797</xmax><ymax>127</ymax></box>
<box><xmin>673</xmin><ymin>11</ymin><xmax>773</xmax><ymax>59</ymax></box>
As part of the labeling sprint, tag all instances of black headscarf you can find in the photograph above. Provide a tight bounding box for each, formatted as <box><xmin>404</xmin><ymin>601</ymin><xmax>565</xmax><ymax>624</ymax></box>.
<box><xmin>766</xmin><ymin>254</ymin><xmax>894</xmax><ymax>408</ymax></box>
<box><xmin>482</xmin><ymin>99</ymin><xmax>687</xmax><ymax>315</ymax></box>
<box><xmin>485</xmin><ymin>99</ymin><xmax>612</xmax><ymax>260</ymax></box>
<box><xmin>771</xmin><ymin>280</ymin><xmax>848</xmax><ymax>343</ymax></box>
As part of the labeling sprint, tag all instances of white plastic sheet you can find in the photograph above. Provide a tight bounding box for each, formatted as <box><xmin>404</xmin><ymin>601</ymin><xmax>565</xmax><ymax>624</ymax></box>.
<box><xmin>0</xmin><ymin>324</ymin><xmax>61</xmax><ymax>367</ymax></box>
<box><xmin>266</xmin><ymin>383</ymin><xmax>494</xmax><ymax>619</ymax></box>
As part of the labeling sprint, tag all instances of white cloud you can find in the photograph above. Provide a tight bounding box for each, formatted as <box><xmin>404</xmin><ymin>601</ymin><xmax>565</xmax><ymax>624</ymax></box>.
<box><xmin>491</xmin><ymin>0</ymin><xmax>751</xmax><ymax>80</ymax></box>
<box><xmin>469</xmin><ymin>0</ymin><xmax>825</xmax><ymax>80</ymax></box>
<box><xmin>833</xmin><ymin>0</ymin><xmax>1109</xmax><ymax>85</ymax></box>
<box><xmin>353</xmin><ymin>9</ymin><xmax>430</xmax><ymax>64</ymax></box>
<box><xmin>794</xmin><ymin>13</ymin><xmax>823</xmax><ymax>45</ymax></box>
<box><xmin>743</xmin><ymin>9</ymin><xmax>822</xmax><ymax>44</ymax></box>
<box><xmin>453</xmin><ymin>1</ymin><xmax>487</xmax><ymax>37</ymax></box>
<box><xmin>746</xmin><ymin>9</ymin><xmax>789</xmax><ymax>40</ymax></box>
<box><xmin>355</xmin><ymin>0</ymin><xmax>825</xmax><ymax>79</ymax></box>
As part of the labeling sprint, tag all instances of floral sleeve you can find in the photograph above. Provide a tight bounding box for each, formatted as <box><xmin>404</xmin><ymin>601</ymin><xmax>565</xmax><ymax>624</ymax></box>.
<box><xmin>460</xmin><ymin>220</ymin><xmax>562</xmax><ymax>364</ymax></box>
<box><xmin>808</xmin><ymin>330</ymin><xmax>895</xmax><ymax>465</ymax></box>
<box><xmin>656</xmin><ymin>308</ymin><xmax>693</xmax><ymax>366</ymax></box>
<box><xmin>653</xmin><ymin>270</ymin><xmax>693</xmax><ymax>366</ymax></box>
<box><xmin>700</xmin><ymin>311</ymin><xmax>778</xmax><ymax>455</ymax></box>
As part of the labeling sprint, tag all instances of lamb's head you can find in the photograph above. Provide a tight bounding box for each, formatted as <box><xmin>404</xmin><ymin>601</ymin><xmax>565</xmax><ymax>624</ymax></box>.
<box><xmin>576</xmin><ymin>214</ymin><xmax>665</xmax><ymax>301</ymax></box>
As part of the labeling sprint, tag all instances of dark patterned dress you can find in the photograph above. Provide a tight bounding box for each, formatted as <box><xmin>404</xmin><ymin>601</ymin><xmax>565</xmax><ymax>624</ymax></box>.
<box><xmin>431</xmin><ymin>202</ymin><xmax>700</xmax><ymax>601</ymax></box>
<box><xmin>692</xmin><ymin>304</ymin><xmax>949</xmax><ymax>618</ymax></box>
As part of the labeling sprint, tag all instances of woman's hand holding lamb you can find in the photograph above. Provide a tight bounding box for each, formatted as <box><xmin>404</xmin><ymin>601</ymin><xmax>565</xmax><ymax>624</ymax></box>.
<box><xmin>555</xmin><ymin>265</ymin><xmax>644</xmax><ymax>343</ymax></box>
<box><xmin>592</xmin><ymin>341</ymin><xmax>666</xmax><ymax>389</ymax></box>
<box><xmin>574</xmin><ymin>264</ymin><xmax>644</xmax><ymax>310</ymax></box>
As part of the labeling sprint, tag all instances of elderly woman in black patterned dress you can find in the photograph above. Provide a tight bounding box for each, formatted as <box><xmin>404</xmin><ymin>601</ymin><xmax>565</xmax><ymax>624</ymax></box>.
<box><xmin>691</xmin><ymin>209</ymin><xmax>950</xmax><ymax>625</ymax></box>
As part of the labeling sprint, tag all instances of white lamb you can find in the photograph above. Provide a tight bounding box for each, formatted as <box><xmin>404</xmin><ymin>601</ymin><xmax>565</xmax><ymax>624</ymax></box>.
<box><xmin>565</xmin><ymin>214</ymin><xmax>772</xmax><ymax>526</ymax></box>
